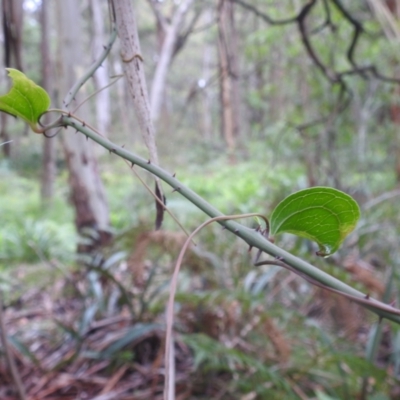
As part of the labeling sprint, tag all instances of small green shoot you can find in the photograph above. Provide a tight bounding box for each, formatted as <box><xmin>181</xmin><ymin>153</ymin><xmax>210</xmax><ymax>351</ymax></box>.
<box><xmin>270</xmin><ymin>187</ymin><xmax>360</xmax><ymax>257</ymax></box>
<box><xmin>0</xmin><ymin>68</ymin><xmax>50</xmax><ymax>133</ymax></box>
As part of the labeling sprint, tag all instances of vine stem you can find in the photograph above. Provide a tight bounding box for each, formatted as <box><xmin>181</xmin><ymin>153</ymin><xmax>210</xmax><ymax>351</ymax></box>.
<box><xmin>46</xmin><ymin>114</ymin><xmax>400</xmax><ymax>325</ymax></box>
<box><xmin>164</xmin><ymin>213</ymin><xmax>269</xmax><ymax>400</ymax></box>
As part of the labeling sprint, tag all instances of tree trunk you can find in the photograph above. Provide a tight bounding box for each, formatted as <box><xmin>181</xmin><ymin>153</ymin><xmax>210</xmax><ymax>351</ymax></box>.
<box><xmin>150</xmin><ymin>0</ymin><xmax>195</xmax><ymax>123</ymax></box>
<box><xmin>112</xmin><ymin>0</ymin><xmax>164</xmax><ymax>229</ymax></box>
<box><xmin>0</xmin><ymin>0</ymin><xmax>23</xmax><ymax>157</ymax></box>
<box><xmin>56</xmin><ymin>0</ymin><xmax>111</xmax><ymax>252</ymax></box>
<box><xmin>380</xmin><ymin>1</ymin><xmax>400</xmax><ymax>183</ymax></box>
<box><xmin>217</xmin><ymin>0</ymin><xmax>241</xmax><ymax>157</ymax></box>
<box><xmin>40</xmin><ymin>0</ymin><xmax>57</xmax><ymax>203</ymax></box>
<box><xmin>2</xmin><ymin>0</ymin><xmax>23</xmax><ymax>70</ymax></box>
<box><xmin>200</xmin><ymin>7</ymin><xmax>214</xmax><ymax>141</ymax></box>
<box><xmin>90</xmin><ymin>0</ymin><xmax>111</xmax><ymax>136</ymax></box>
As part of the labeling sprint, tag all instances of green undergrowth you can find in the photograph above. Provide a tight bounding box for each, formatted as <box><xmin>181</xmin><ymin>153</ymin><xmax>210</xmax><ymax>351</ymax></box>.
<box><xmin>0</xmin><ymin>170</ymin><xmax>76</xmax><ymax>266</ymax></box>
<box><xmin>2</xmin><ymin>145</ymin><xmax>400</xmax><ymax>399</ymax></box>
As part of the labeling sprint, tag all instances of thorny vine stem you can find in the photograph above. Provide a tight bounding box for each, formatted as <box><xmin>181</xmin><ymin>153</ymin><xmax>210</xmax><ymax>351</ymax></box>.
<box><xmin>40</xmin><ymin>113</ymin><xmax>400</xmax><ymax>327</ymax></box>
<box><xmin>254</xmin><ymin>260</ymin><xmax>400</xmax><ymax>314</ymax></box>
<box><xmin>40</xmin><ymin>109</ymin><xmax>193</xmax><ymax>242</ymax></box>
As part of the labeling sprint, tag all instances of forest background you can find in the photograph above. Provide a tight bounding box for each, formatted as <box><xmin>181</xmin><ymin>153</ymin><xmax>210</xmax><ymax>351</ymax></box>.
<box><xmin>1</xmin><ymin>0</ymin><xmax>400</xmax><ymax>399</ymax></box>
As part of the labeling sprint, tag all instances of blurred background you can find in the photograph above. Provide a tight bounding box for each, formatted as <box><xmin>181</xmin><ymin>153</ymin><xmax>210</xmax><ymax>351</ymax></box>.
<box><xmin>1</xmin><ymin>0</ymin><xmax>400</xmax><ymax>399</ymax></box>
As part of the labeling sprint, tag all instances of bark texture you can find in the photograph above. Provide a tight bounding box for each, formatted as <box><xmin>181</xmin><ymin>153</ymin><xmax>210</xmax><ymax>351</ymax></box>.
<box><xmin>112</xmin><ymin>0</ymin><xmax>164</xmax><ymax>229</ymax></box>
<box><xmin>112</xmin><ymin>0</ymin><xmax>159</xmax><ymax>165</ymax></box>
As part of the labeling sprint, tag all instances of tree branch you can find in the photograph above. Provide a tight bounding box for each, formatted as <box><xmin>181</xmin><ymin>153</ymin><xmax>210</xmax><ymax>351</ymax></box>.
<box><xmin>232</xmin><ymin>0</ymin><xmax>400</xmax><ymax>87</ymax></box>
<box><xmin>229</xmin><ymin>0</ymin><xmax>300</xmax><ymax>25</ymax></box>
<box><xmin>63</xmin><ymin>26</ymin><xmax>117</xmax><ymax>108</ymax></box>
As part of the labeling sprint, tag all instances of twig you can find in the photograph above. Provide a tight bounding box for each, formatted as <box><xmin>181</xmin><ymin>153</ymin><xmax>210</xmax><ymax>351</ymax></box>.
<box><xmin>72</xmin><ymin>76</ymin><xmax>122</xmax><ymax>114</ymax></box>
<box><xmin>63</xmin><ymin>26</ymin><xmax>117</xmax><ymax>108</ymax></box>
<box><xmin>127</xmin><ymin>163</ymin><xmax>193</xmax><ymax>241</ymax></box>
<box><xmin>0</xmin><ymin>290</ymin><xmax>27</xmax><ymax>400</ymax></box>
<box><xmin>164</xmin><ymin>213</ymin><xmax>269</xmax><ymax>400</ymax></box>
<box><xmin>233</xmin><ymin>0</ymin><xmax>400</xmax><ymax>87</ymax></box>
<box><xmin>229</xmin><ymin>0</ymin><xmax>300</xmax><ymax>24</ymax></box>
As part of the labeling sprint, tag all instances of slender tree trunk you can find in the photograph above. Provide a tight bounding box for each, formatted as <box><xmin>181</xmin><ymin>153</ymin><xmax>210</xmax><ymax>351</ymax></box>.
<box><xmin>217</xmin><ymin>0</ymin><xmax>240</xmax><ymax>157</ymax></box>
<box><xmin>380</xmin><ymin>1</ymin><xmax>400</xmax><ymax>183</ymax></box>
<box><xmin>150</xmin><ymin>0</ymin><xmax>195</xmax><ymax>123</ymax></box>
<box><xmin>56</xmin><ymin>0</ymin><xmax>111</xmax><ymax>251</ymax></box>
<box><xmin>112</xmin><ymin>0</ymin><xmax>164</xmax><ymax>229</ymax></box>
<box><xmin>90</xmin><ymin>0</ymin><xmax>111</xmax><ymax>136</ymax></box>
<box><xmin>200</xmin><ymin>50</ymin><xmax>213</xmax><ymax>141</ymax></box>
<box><xmin>0</xmin><ymin>0</ymin><xmax>23</xmax><ymax>157</ymax></box>
<box><xmin>2</xmin><ymin>0</ymin><xmax>23</xmax><ymax>70</ymax></box>
<box><xmin>40</xmin><ymin>0</ymin><xmax>57</xmax><ymax>203</ymax></box>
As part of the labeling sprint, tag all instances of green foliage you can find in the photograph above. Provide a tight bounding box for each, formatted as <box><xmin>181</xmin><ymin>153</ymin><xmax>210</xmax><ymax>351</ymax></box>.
<box><xmin>270</xmin><ymin>187</ymin><xmax>360</xmax><ymax>256</ymax></box>
<box><xmin>0</xmin><ymin>68</ymin><xmax>50</xmax><ymax>132</ymax></box>
<box><xmin>0</xmin><ymin>171</ymin><xmax>75</xmax><ymax>265</ymax></box>
<box><xmin>172</xmin><ymin>159</ymin><xmax>303</xmax><ymax>221</ymax></box>
<box><xmin>182</xmin><ymin>333</ymin><xmax>295</xmax><ymax>398</ymax></box>
<box><xmin>0</xmin><ymin>218</ymin><xmax>75</xmax><ymax>264</ymax></box>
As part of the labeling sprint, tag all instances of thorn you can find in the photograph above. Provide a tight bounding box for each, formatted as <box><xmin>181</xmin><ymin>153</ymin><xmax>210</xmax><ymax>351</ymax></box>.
<box><xmin>248</xmin><ymin>245</ymin><xmax>253</xmax><ymax>252</ymax></box>
<box><xmin>390</xmin><ymin>300</ymin><xmax>396</xmax><ymax>307</ymax></box>
<box><xmin>75</xmin><ymin>130</ymin><xmax>78</xmax><ymax>134</ymax></box>
<box><xmin>82</xmin><ymin>121</ymin><xmax>86</xmax><ymax>127</ymax></box>
<box><xmin>122</xmin><ymin>144</ymin><xmax>125</xmax><ymax>148</ymax></box>
<box><xmin>172</xmin><ymin>172</ymin><xmax>176</xmax><ymax>178</ymax></box>
<box><xmin>103</xmin><ymin>45</ymin><xmax>107</xmax><ymax>50</ymax></box>
<box><xmin>67</xmin><ymin>112</ymin><xmax>71</xmax><ymax>117</ymax></box>
<box><xmin>222</xmin><ymin>227</ymin><xmax>227</xmax><ymax>230</ymax></box>
<box><xmin>365</xmin><ymin>293</ymin><xmax>370</xmax><ymax>300</ymax></box>
<box><xmin>234</xmin><ymin>229</ymin><xmax>240</xmax><ymax>233</ymax></box>
<box><xmin>85</xmin><ymin>135</ymin><xmax>88</xmax><ymax>141</ymax></box>
<box><xmin>254</xmin><ymin>249</ymin><xmax>262</xmax><ymax>264</ymax></box>
<box><xmin>130</xmin><ymin>162</ymin><xmax>135</xmax><ymax>168</ymax></box>
<box><xmin>275</xmin><ymin>256</ymin><xmax>284</xmax><ymax>262</ymax></box>
<box><xmin>147</xmin><ymin>159</ymin><xmax>151</xmax><ymax>164</ymax></box>
<box><xmin>172</xmin><ymin>187</ymin><xmax>181</xmax><ymax>193</ymax></box>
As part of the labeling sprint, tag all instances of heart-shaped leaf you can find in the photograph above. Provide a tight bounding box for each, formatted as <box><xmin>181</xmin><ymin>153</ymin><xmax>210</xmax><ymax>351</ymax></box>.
<box><xmin>270</xmin><ymin>187</ymin><xmax>360</xmax><ymax>257</ymax></box>
<box><xmin>0</xmin><ymin>68</ymin><xmax>50</xmax><ymax>133</ymax></box>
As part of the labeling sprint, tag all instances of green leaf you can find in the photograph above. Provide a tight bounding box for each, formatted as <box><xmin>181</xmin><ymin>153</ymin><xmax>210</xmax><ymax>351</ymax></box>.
<box><xmin>270</xmin><ymin>187</ymin><xmax>360</xmax><ymax>257</ymax></box>
<box><xmin>0</xmin><ymin>68</ymin><xmax>50</xmax><ymax>133</ymax></box>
